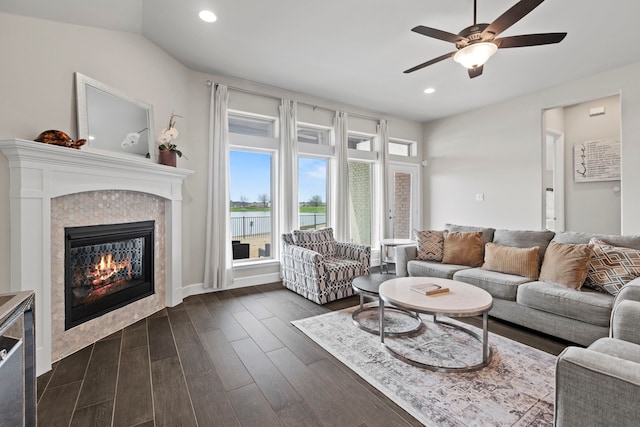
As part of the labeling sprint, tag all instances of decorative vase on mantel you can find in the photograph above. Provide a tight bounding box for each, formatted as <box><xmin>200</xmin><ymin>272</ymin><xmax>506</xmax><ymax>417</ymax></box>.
<box><xmin>158</xmin><ymin>150</ymin><xmax>177</xmax><ymax>167</ymax></box>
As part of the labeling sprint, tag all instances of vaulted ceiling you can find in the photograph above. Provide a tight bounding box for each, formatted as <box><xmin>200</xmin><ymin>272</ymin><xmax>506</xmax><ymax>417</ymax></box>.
<box><xmin>2</xmin><ymin>0</ymin><xmax>638</xmax><ymax>122</ymax></box>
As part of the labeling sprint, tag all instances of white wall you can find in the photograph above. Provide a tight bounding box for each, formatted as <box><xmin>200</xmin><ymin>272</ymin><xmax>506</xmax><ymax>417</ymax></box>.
<box><xmin>182</xmin><ymin>70</ymin><xmax>424</xmax><ymax>288</ymax></box>
<box><xmin>0</xmin><ymin>12</ymin><xmax>189</xmax><ymax>294</ymax></box>
<box><xmin>0</xmin><ymin>11</ymin><xmax>424</xmax><ymax>295</ymax></box>
<box><xmin>423</xmin><ymin>61</ymin><xmax>640</xmax><ymax>235</ymax></box>
<box><xmin>563</xmin><ymin>95</ymin><xmax>621</xmax><ymax>234</ymax></box>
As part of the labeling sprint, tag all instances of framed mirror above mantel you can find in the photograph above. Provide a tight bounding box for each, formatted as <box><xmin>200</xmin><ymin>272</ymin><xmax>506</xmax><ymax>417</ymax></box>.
<box><xmin>75</xmin><ymin>72</ymin><xmax>157</xmax><ymax>162</ymax></box>
<box><xmin>542</xmin><ymin>94</ymin><xmax>621</xmax><ymax>235</ymax></box>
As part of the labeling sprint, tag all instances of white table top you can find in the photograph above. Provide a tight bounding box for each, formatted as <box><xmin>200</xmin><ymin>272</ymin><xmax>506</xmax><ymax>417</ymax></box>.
<box><xmin>379</xmin><ymin>277</ymin><xmax>493</xmax><ymax>315</ymax></box>
<box><xmin>380</xmin><ymin>238</ymin><xmax>416</xmax><ymax>246</ymax></box>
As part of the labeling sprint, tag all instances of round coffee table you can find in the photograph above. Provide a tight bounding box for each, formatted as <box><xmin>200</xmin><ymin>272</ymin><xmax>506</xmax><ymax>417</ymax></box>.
<box><xmin>379</xmin><ymin>277</ymin><xmax>493</xmax><ymax>372</ymax></box>
<box><xmin>351</xmin><ymin>274</ymin><xmax>422</xmax><ymax>336</ymax></box>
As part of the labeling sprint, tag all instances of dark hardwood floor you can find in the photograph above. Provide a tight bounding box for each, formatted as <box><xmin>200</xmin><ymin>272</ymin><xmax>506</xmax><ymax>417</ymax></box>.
<box><xmin>36</xmin><ymin>282</ymin><xmax>570</xmax><ymax>427</ymax></box>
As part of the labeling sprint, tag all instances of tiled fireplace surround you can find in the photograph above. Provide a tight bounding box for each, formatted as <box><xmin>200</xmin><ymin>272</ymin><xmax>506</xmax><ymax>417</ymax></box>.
<box><xmin>0</xmin><ymin>139</ymin><xmax>192</xmax><ymax>375</ymax></box>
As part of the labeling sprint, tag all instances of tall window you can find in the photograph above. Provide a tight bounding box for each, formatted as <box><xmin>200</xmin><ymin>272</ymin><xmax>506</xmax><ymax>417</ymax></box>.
<box><xmin>348</xmin><ymin>161</ymin><xmax>372</xmax><ymax>246</ymax></box>
<box><xmin>229</xmin><ymin>150</ymin><xmax>274</xmax><ymax>261</ymax></box>
<box><xmin>298</xmin><ymin>157</ymin><xmax>328</xmax><ymax>231</ymax></box>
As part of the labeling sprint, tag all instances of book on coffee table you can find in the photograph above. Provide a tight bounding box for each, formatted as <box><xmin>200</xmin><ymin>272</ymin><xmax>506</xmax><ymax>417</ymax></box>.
<box><xmin>410</xmin><ymin>283</ymin><xmax>450</xmax><ymax>296</ymax></box>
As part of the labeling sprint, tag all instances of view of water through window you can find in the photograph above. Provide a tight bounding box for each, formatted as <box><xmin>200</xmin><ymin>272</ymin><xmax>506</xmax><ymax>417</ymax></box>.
<box><xmin>229</xmin><ymin>152</ymin><xmax>329</xmax><ymax>260</ymax></box>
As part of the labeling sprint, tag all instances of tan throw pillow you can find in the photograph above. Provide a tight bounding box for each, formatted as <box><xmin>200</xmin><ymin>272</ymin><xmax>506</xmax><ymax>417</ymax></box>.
<box><xmin>539</xmin><ymin>241</ymin><xmax>592</xmax><ymax>290</ymax></box>
<box><xmin>482</xmin><ymin>243</ymin><xmax>540</xmax><ymax>279</ymax></box>
<box><xmin>442</xmin><ymin>231</ymin><xmax>484</xmax><ymax>267</ymax></box>
<box><xmin>584</xmin><ymin>239</ymin><xmax>640</xmax><ymax>295</ymax></box>
<box><xmin>415</xmin><ymin>230</ymin><xmax>444</xmax><ymax>262</ymax></box>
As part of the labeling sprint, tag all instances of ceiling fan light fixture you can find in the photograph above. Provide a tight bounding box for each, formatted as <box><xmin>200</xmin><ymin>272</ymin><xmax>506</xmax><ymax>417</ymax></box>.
<box><xmin>453</xmin><ymin>42</ymin><xmax>498</xmax><ymax>69</ymax></box>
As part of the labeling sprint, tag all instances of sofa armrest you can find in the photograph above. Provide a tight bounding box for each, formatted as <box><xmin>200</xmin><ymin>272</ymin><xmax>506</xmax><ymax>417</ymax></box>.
<box><xmin>614</xmin><ymin>278</ymin><xmax>640</xmax><ymax>305</ymax></box>
<box><xmin>555</xmin><ymin>346</ymin><xmax>640</xmax><ymax>427</ymax></box>
<box><xmin>282</xmin><ymin>242</ymin><xmax>324</xmax><ymax>265</ymax></box>
<box><xmin>395</xmin><ymin>244</ymin><xmax>417</xmax><ymax>277</ymax></box>
<box><xmin>335</xmin><ymin>242</ymin><xmax>371</xmax><ymax>269</ymax></box>
<box><xmin>611</xmin><ymin>300</ymin><xmax>640</xmax><ymax>345</ymax></box>
<box><xmin>281</xmin><ymin>241</ymin><xmax>325</xmax><ymax>284</ymax></box>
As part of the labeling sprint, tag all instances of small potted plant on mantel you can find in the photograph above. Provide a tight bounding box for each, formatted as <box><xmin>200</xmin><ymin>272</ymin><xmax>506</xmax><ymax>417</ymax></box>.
<box><xmin>157</xmin><ymin>112</ymin><xmax>185</xmax><ymax>167</ymax></box>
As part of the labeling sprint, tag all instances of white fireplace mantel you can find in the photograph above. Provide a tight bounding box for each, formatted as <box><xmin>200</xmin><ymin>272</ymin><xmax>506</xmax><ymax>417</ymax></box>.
<box><xmin>0</xmin><ymin>139</ymin><xmax>193</xmax><ymax>375</ymax></box>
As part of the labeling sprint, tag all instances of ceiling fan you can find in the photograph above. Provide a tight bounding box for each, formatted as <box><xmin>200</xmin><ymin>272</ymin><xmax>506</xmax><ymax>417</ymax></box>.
<box><xmin>404</xmin><ymin>0</ymin><xmax>567</xmax><ymax>78</ymax></box>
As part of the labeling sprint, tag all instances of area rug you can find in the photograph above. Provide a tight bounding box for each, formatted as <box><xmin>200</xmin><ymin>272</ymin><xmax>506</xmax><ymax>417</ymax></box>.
<box><xmin>292</xmin><ymin>305</ymin><xmax>556</xmax><ymax>427</ymax></box>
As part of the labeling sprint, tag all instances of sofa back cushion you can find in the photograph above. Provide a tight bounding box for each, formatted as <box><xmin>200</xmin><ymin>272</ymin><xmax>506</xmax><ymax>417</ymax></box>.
<box><xmin>482</xmin><ymin>243</ymin><xmax>540</xmax><ymax>279</ymax></box>
<box><xmin>585</xmin><ymin>239</ymin><xmax>640</xmax><ymax>295</ymax></box>
<box><xmin>282</xmin><ymin>233</ymin><xmax>295</xmax><ymax>245</ymax></box>
<box><xmin>415</xmin><ymin>230</ymin><xmax>444</xmax><ymax>262</ymax></box>
<box><xmin>539</xmin><ymin>241</ymin><xmax>592</xmax><ymax>290</ymax></box>
<box><xmin>445</xmin><ymin>224</ymin><xmax>495</xmax><ymax>247</ymax></box>
<box><xmin>492</xmin><ymin>229</ymin><xmax>555</xmax><ymax>266</ymax></box>
<box><xmin>293</xmin><ymin>227</ymin><xmax>336</xmax><ymax>256</ymax></box>
<box><xmin>442</xmin><ymin>231</ymin><xmax>484</xmax><ymax>267</ymax></box>
<box><xmin>553</xmin><ymin>231</ymin><xmax>640</xmax><ymax>250</ymax></box>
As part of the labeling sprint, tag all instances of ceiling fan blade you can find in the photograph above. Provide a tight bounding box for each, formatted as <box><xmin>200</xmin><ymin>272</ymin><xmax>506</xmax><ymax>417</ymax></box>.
<box><xmin>403</xmin><ymin>51</ymin><xmax>456</xmax><ymax>74</ymax></box>
<box><xmin>495</xmin><ymin>32</ymin><xmax>567</xmax><ymax>48</ymax></box>
<box><xmin>482</xmin><ymin>0</ymin><xmax>546</xmax><ymax>38</ymax></box>
<box><xmin>468</xmin><ymin>65</ymin><xmax>484</xmax><ymax>79</ymax></box>
<box><xmin>412</xmin><ymin>25</ymin><xmax>467</xmax><ymax>44</ymax></box>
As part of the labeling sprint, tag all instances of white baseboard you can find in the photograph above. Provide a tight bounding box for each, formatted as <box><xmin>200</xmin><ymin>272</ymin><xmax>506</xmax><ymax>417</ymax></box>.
<box><xmin>179</xmin><ymin>282</ymin><xmax>210</xmax><ymax>300</ymax></box>
<box><xmin>232</xmin><ymin>272</ymin><xmax>282</xmax><ymax>288</ymax></box>
<box><xmin>180</xmin><ymin>272</ymin><xmax>282</xmax><ymax>299</ymax></box>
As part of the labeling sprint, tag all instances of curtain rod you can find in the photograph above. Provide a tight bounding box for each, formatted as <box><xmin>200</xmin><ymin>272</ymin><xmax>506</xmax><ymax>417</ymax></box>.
<box><xmin>206</xmin><ymin>80</ymin><xmax>384</xmax><ymax>123</ymax></box>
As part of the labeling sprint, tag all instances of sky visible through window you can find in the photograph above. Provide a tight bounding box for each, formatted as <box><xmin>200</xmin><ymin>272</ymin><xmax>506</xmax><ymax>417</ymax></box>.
<box><xmin>298</xmin><ymin>157</ymin><xmax>327</xmax><ymax>205</ymax></box>
<box><xmin>229</xmin><ymin>151</ymin><xmax>327</xmax><ymax>205</ymax></box>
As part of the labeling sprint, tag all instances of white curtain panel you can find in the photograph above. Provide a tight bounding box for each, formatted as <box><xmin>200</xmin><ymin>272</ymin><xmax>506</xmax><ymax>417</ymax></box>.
<box><xmin>333</xmin><ymin>111</ymin><xmax>350</xmax><ymax>242</ymax></box>
<box><xmin>378</xmin><ymin>120</ymin><xmax>390</xmax><ymax>240</ymax></box>
<box><xmin>279</xmin><ymin>99</ymin><xmax>299</xmax><ymax>234</ymax></box>
<box><xmin>204</xmin><ymin>83</ymin><xmax>232</xmax><ymax>289</ymax></box>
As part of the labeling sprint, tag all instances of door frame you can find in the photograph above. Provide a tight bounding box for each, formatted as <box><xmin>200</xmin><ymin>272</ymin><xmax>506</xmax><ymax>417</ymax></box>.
<box><xmin>386</xmin><ymin>162</ymin><xmax>421</xmax><ymax>239</ymax></box>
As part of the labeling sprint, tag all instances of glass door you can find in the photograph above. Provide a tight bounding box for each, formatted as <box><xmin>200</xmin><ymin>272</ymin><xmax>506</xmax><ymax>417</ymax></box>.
<box><xmin>387</xmin><ymin>163</ymin><xmax>420</xmax><ymax>239</ymax></box>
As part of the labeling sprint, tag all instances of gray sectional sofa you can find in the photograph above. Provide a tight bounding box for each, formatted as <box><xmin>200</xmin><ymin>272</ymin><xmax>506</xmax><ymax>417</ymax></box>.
<box><xmin>554</xmin><ymin>292</ymin><xmax>640</xmax><ymax>426</ymax></box>
<box><xmin>395</xmin><ymin>224</ymin><xmax>640</xmax><ymax>346</ymax></box>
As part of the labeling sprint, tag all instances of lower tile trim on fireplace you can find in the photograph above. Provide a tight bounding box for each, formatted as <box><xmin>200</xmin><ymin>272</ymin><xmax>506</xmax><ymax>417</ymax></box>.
<box><xmin>50</xmin><ymin>191</ymin><xmax>166</xmax><ymax>363</ymax></box>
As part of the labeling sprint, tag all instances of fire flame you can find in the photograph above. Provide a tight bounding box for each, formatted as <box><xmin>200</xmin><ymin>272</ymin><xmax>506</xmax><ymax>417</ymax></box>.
<box><xmin>89</xmin><ymin>253</ymin><xmax>132</xmax><ymax>286</ymax></box>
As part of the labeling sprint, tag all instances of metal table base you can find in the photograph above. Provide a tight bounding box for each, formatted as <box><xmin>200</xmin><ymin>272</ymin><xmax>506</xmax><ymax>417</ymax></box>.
<box><xmin>351</xmin><ymin>292</ymin><xmax>422</xmax><ymax>337</ymax></box>
<box><xmin>380</xmin><ymin>305</ymin><xmax>493</xmax><ymax>373</ymax></box>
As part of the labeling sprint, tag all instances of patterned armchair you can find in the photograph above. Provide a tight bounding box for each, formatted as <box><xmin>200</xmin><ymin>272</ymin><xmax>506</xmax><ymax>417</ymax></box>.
<box><xmin>281</xmin><ymin>228</ymin><xmax>370</xmax><ymax>304</ymax></box>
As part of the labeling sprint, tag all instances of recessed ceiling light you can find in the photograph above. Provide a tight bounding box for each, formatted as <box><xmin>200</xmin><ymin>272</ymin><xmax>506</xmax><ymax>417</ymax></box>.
<box><xmin>424</xmin><ymin>88</ymin><xmax>436</xmax><ymax>94</ymax></box>
<box><xmin>199</xmin><ymin>10</ymin><xmax>217</xmax><ymax>23</ymax></box>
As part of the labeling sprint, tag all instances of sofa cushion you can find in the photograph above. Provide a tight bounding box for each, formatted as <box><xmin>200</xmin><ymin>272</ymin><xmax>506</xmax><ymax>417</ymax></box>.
<box><xmin>293</xmin><ymin>227</ymin><xmax>336</xmax><ymax>256</ymax></box>
<box><xmin>493</xmin><ymin>229</ymin><xmax>555</xmax><ymax>266</ymax></box>
<box><xmin>453</xmin><ymin>268</ymin><xmax>532</xmax><ymax>301</ymax></box>
<box><xmin>407</xmin><ymin>260</ymin><xmax>470</xmax><ymax>279</ymax></box>
<box><xmin>539</xmin><ymin>241</ymin><xmax>592</xmax><ymax>290</ymax></box>
<box><xmin>553</xmin><ymin>231</ymin><xmax>640</xmax><ymax>250</ymax></box>
<box><xmin>414</xmin><ymin>230</ymin><xmax>444</xmax><ymax>262</ymax></box>
<box><xmin>482</xmin><ymin>242</ymin><xmax>540</xmax><ymax>279</ymax></box>
<box><xmin>442</xmin><ymin>231</ymin><xmax>484</xmax><ymax>267</ymax></box>
<box><xmin>516</xmin><ymin>281</ymin><xmax>614</xmax><ymax>327</ymax></box>
<box><xmin>282</xmin><ymin>233</ymin><xmax>295</xmax><ymax>245</ymax></box>
<box><xmin>445</xmin><ymin>223</ymin><xmax>495</xmax><ymax>246</ymax></box>
<box><xmin>324</xmin><ymin>257</ymin><xmax>366</xmax><ymax>283</ymax></box>
<box><xmin>584</xmin><ymin>239</ymin><xmax>640</xmax><ymax>295</ymax></box>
